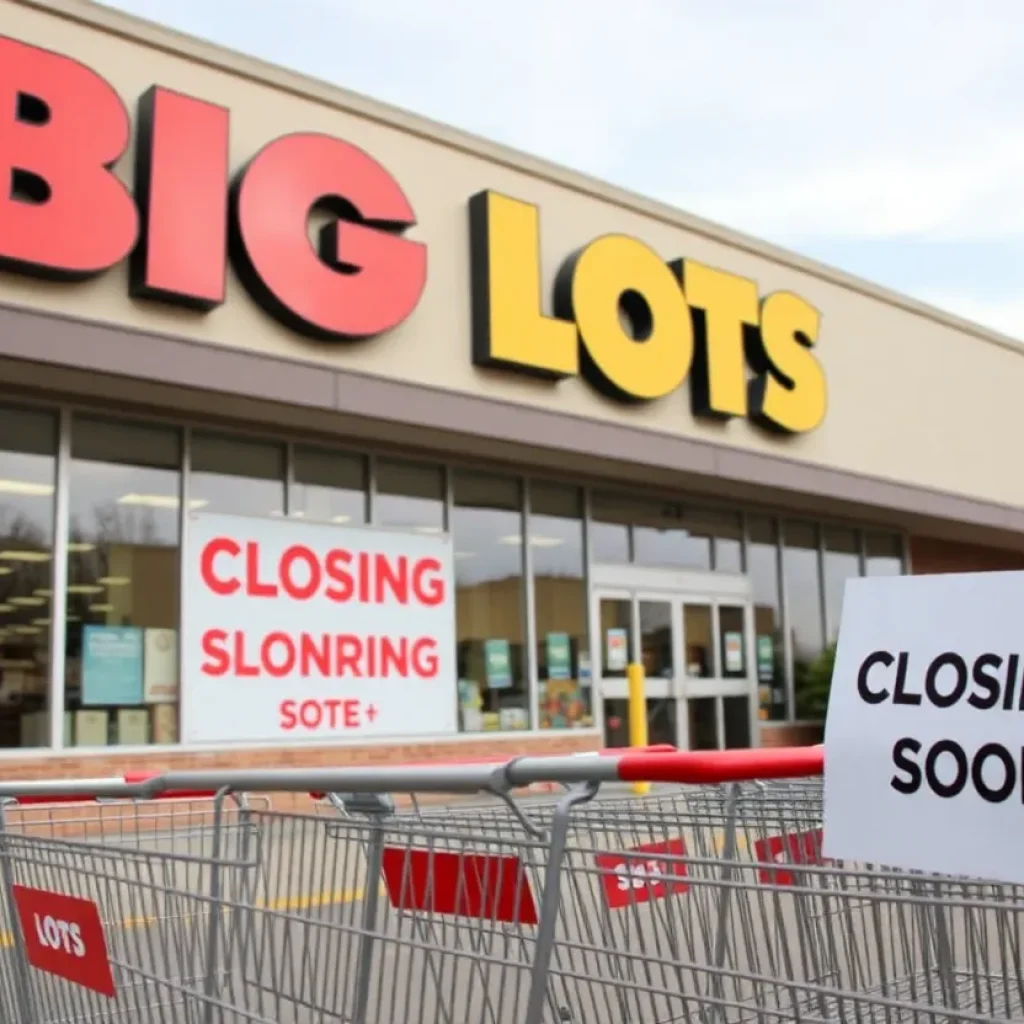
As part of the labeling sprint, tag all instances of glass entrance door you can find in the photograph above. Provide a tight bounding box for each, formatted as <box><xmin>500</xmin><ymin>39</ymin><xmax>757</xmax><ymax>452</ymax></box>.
<box><xmin>594</xmin><ymin>590</ymin><xmax>676</xmax><ymax>748</ymax></box>
<box><xmin>680</xmin><ymin>599</ymin><xmax>756</xmax><ymax>749</ymax></box>
<box><xmin>593</xmin><ymin>585</ymin><xmax>758</xmax><ymax>750</ymax></box>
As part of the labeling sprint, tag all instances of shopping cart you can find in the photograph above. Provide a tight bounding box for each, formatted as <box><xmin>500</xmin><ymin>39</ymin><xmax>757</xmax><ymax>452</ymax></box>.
<box><xmin>0</xmin><ymin>746</ymin><xmax>1019</xmax><ymax>1023</ymax></box>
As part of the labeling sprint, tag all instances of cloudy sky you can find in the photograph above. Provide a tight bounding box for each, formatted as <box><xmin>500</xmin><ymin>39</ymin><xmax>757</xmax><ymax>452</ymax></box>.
<box><xmin>103</xmin><ymin>0</ymin><xmax>1024</xmax><ymax>341</ymax></box>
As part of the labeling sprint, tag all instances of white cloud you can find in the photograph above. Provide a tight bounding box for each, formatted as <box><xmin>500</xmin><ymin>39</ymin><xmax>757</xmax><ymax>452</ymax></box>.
<box><xmin>103</xmin><ymin>0</ymin><xmax>1024</xmax><ymax>242</ymax></box>
<box><xmin>662</xmin><ymin>136</ymin><xmax>1024</xmax><ymax>243</ymax></box>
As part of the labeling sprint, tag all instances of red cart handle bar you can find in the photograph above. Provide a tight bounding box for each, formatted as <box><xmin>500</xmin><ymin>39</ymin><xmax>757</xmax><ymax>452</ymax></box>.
<box><xmin>0</xmin><ymin>745</ymin><xmax>822</xmax><ymax>804</ymax></box>
<box><xmin>614</xmin><ymin>746</ymin><xmax>823</xmax><ymax>785</ymax></box>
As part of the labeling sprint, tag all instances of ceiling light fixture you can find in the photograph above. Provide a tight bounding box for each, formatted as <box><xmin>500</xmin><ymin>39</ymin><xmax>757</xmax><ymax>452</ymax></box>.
<box><xmin>89</xmin><ymin>603</ymin><xmax>114</xmax><ymax>613</ymax></box>
<box><xmin>97</xmin><ymin>576</ymin><xmax>130</xmax><ymax>587</ymax></box>
<box><xmin>9</xmin><ymin>596</ymin><xmax>45</xmax><ymax>607</ymax></box>
<box><xmin>331</xmin><ymin>514</ymin><xmax>352</xmax><ymax>524</ymax></box>
<box><xmin>67</xmin><ymin>542</ymin><xmax>96</xmax><ymax>554</ymax></box>
<box><xmin>0</xmin><ymin>480</ymin><xmax>54</xmax><ymax>497</ymax></box>
<box><xmin>67</xmin><ymin>585</ymin><xmax>104</xmax><ymax>595</ymax></box>
<box><xmin>497</xmin><ymin>534</ymin><xmax>565</xmax><ymax>548</ymax></box>
<box><xmin>0</xmin><ymin>550</ymin><xmax>51</xmax><ymax>562</ymax></box>
<box><xmin>117</xmin><ymin>494</ymin><xmax>208</xmax><ymax>510</ymax></box>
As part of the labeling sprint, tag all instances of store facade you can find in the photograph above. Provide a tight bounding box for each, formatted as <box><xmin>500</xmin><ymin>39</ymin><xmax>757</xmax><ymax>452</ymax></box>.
<box><xmin>1</xmin><ymin>0</ymin><xmax>1024</xmax><ymax>775</ymax></box>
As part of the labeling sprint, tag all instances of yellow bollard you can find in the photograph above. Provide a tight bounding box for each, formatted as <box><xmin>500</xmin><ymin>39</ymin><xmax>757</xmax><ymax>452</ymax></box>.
<box><xmin>627</xmin><ymin>661</ymin><xmax>650</xmax><ymax>796</ymax></box>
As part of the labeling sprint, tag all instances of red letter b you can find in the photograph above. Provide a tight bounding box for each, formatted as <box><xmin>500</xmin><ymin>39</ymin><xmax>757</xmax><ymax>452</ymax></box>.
<box><xmin>0</xmin><ymin>36</ymin><xmax>137</xmax><ymax>279</ymax></box>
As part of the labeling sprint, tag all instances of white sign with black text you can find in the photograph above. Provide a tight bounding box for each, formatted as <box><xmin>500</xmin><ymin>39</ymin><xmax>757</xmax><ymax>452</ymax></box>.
<box><xmin>824</xmin><ymin>570</ymin><xmax>1024</xmax><ymax>885</ymax></box>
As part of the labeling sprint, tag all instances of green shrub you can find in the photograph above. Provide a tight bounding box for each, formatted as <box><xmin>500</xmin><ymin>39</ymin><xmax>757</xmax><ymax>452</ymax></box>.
<box><xmin>796</xmin><ymin>642</ymin><xmax>836</xmax><ymax>722</ymax></box>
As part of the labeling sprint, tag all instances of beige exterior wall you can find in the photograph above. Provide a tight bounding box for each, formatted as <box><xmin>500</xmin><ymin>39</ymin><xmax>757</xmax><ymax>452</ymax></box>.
<box><xmin>1</xmin><ymin>0</ymin><xmax>1020</xmax><ymax>512</ymax></box>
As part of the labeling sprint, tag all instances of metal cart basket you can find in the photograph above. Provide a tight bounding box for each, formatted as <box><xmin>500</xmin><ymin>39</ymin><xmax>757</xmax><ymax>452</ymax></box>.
<box><xmin>0</xmin><ymin>746</ymin><xmax>1020</xmax><ymax>1023</ymax></box>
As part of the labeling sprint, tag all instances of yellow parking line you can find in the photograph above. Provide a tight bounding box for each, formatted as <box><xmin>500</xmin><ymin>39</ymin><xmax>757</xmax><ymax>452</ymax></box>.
<box><xmin>0</xmin><ymin>885</ymin><xmax>375</xmax><ymax>947</ymax></box>
<box><xmin>257</xmin><ymin>884</ymin><xmax>382</xmax><ymax>912</ymax></box>
<box><xmin>713</xmin><ymin>833</ymin><xmax>749</xmax><ymax>854</ymax></box>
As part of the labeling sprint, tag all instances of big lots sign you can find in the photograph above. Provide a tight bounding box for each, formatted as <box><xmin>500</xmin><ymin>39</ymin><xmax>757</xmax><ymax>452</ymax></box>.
<box><xmin>0</xmin><ymin>35</ymin><xmax>426</xmax><ymax>340</ymax></box>
<box><xmin>182</xmin><ymin>513</ymin><xmax>457</xmax><ymax>744</ymax></box>
<box><xmin>0</xmin><ymin>34</ymin><xmax>827</xmax><ymax>437</ymax></box>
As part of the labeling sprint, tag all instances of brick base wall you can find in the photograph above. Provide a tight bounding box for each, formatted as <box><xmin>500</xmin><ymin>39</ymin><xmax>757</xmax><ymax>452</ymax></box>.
<box><xmin>910</xmin><ymin>535</ymin><xmax>1024</xmax><ymax>575</ymax></box>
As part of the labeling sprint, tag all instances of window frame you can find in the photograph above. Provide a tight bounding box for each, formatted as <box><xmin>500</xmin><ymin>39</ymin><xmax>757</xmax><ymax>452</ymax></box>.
<box><xmin>0</xmin><ymin>390</ymin><xmax>912</xmax><ymax>754</ymax></box>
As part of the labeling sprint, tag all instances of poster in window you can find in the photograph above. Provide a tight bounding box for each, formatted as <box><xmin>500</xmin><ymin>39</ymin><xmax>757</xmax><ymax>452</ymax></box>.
<box><xmin>82</xmin><ymin>626</ymin><xmax>143</xmax><ymax>707</ymax></box>
<box><xmin>756</xmin><ymin>635</ymin><xmax>774</xmax><ymax>681</ymax></box>
<box><xmin>484</xmin><ymin>638</ymin><xmax>512</xmax><ymax>690</ymax></box>
<box><xmin>545</xmin><ymin>632</ymin><xmax>572</xmax><ymax>681</ymax></box>
<box><xmin>143</xmin><ymin>628</ymin><xmax>178</xmax><ymax>704</ymax></box>
<box><xmin>606</xmin><ymin>628</ymin><xmax>628</xmax><ymax>672</ymax></box>
<box><xmin>539</xmin><ymin>679</ymin><xmax>587</xmax><ymax>729</ymax></box>
<box><xmin>578</xmin><ymin>650</ymin><xmax>592</xmax><ymax>687</ymax></box>
<box><xmin>724</xmin><ymin>632</ymin><xmax>744</xmax><ymax>674</ymax></box>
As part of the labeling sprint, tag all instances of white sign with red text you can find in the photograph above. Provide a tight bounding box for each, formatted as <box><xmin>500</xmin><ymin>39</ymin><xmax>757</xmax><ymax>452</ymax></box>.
<box><xmin>182</xmin><ymin>513</ymin><xmax>457</xmax><ymax>744</ymax></box>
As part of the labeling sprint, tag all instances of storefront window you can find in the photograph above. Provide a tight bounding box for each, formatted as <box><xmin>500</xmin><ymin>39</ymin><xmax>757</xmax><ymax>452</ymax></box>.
<box><xmin>590</xmin><ymin>491</ymin><xmax>631</xmax><ymax>564</ymax></box>
<box><xmin>713</xmin><ymin>511</ymin><xmax>745</xmax><ymax>573</ymax></box>
<box><xmin>823</xmin><ymin>526</ymin><xmax>861</xmax><ymax>640</ymax></box>
<box><xmin>633</xmin><ymin>500</ymin><xmax>712</xmax><ymax>570</ymax></box>
<box><xmin>452</xmin><ymin>471</ymin><xmax>527</xmax><ymax>732</ymax></box>
<box><xmin>748</xmin><ymin>516</ymin><xmax>785</xmax><ymax>721</ymax></box>
<box><xmin>531</xmin><ymin>483</ymin><xmax>591</xmax><ymax>730</ymax></box>
<box><xmin>0</xmin><ymin>406</ymin><xmax>57</xmax><ymax>748</ymax></box>
<box><xmin>374</xmin><ymin>459</ymin><xmax>444</xmax><ymax>533</ymax></box>
<box><xmin>784</xmin><ymin>520</ymin><xmax>825</xmax><ymax>720</ymax></box>
<box><xmin>190</xmin><ymin>432</ymin><xmax>285</xmax><ymax>517</ymax></box>
<box><xmin>866</xmin><ymin>532</ymin><xmax>904</xmax><ymax>576</ymax></box>
<box><xmin>291</xmin><ymin>445</ymin><xmax>367</xmax><ymax>525</ymax></box>
<box><xmin>65</xmin><ymin>416</ymin><xmax>181</xmax><ymax>747</ymax></box>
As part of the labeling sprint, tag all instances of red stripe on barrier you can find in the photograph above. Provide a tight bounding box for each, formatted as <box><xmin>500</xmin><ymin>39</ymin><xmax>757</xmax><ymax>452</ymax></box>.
<box><xmin>615</xmin><ymin>746</ymin><xmax>824</xmax><ymax>785</ymax></box>
<box><xmin>121</xmin><ymin>773</ymin><xmax>218</xmax><ymax>800</ymax></box>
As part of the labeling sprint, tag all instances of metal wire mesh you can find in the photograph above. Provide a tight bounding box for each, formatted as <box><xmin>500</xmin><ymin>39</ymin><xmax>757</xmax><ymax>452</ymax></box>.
<box><xmin>0</xmin><ymin>775</ymin><xmax>1019</xmax><ymax>1022</ymax></box>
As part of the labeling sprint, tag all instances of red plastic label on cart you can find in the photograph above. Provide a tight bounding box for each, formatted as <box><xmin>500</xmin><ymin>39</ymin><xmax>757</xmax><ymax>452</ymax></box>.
<box><xmin>11</xmin><ymin>885</ymin><xmax>116</xmax><ymax>998</ymax></box>
<box><xmin>595</xmin><ymin>837</ymin><xmax>689</xmax><ymax>909</ymax></box>
<box><xmin>381</xmin><ymin>847</ymin><xmax>539</xmax><ymax>925</ymax></box>
<box><xmin>753</xmin><ymin>829</ymin><xmax>825</xmax><ymax>886</ymax></box>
